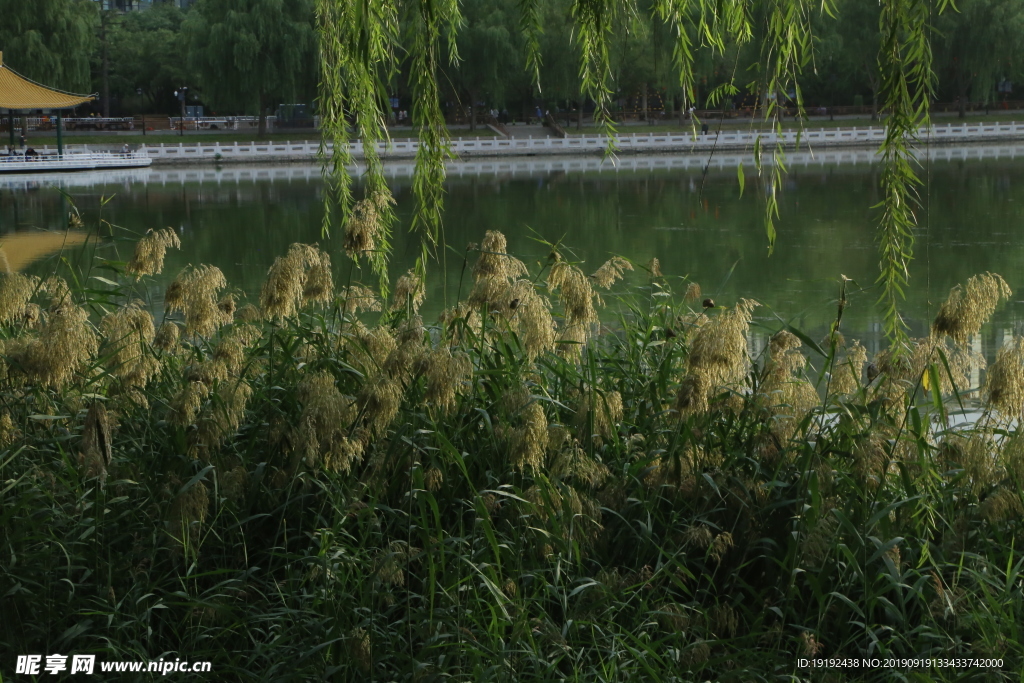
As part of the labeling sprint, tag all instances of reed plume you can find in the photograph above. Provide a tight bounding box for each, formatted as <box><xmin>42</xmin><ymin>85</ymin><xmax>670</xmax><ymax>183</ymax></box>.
<box><xmin>165</xmin><ymin>265</ymin><xmax>229</xmax><ymax>337</ymax></box>
<box><xmin>932</xmin><ymin>273</ymin><xmax>1011</xmax><ymax>345</ymax></box>
<box><xmin>0</xmin><ymin>273</ymin><xmax>39</xmax><ymax>325</ymax></box>
<box><xmin>18</xmin><ymin>302</ymin><xmax>98</xmax><ymax>388</ymax></box>
<box><xmin>677</xmin><ymin>299</ymin><xmax>758</xmax><ymax>415</ymax></box>
<box><xmin>984</xmin><ymin>336</ymin><xmax>1024</xmax><ymax>418</ymax></box>
<box><xmin>344</xmin><ymin>190</ymin><xmax>393</xmax><ymax>258</ymax></box>
<box><xmin>101</xmin><ymin>301</ymin><xmax>159</xmax><ymax>388</ymax></box>
<box><xmin>126</xmin><ymin>228</ymin><xmax>180</xmax><ymax>279</ymax></box>
<box><xmin>591</xmin><ymin>256</ymin><xmax>633</xmax><ymax>289</ymax></box>
<box><xmin>340</xmin><ymin>285</ymin><xmax>381</xmax><ymax>315</ymax></box>
<box><xmin>390</xmin><ymin>269</ymin><xmax>425</xmax><ymax>313</ymax></box>
<box><xmin>260</xmin><ymin>244</ymin><xmax>334</xmax><ymax>319</ymax></box>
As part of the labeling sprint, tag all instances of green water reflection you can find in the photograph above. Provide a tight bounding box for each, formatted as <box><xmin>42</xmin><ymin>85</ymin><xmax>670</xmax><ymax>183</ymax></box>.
<box><xmin>3</xmin><ymin>156</ymin><xmax>1024</xmax><ymax>356</ymax></box>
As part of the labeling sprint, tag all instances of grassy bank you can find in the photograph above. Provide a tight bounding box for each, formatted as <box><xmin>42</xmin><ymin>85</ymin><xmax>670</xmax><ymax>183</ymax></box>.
<box><xmin>0</xmin><ymin>223</ymin><xmax>1021</xmax><ymax>681</ymax></box>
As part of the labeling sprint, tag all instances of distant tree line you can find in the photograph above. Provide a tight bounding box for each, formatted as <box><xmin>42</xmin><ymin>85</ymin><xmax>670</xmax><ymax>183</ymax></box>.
<box><xmin>0</xmin><ymin>0</ymin><xmax>1022</xmax><ymax>124</ymax></box>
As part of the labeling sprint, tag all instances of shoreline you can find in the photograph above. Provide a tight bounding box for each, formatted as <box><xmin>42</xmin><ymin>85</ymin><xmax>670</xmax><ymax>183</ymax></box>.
<box><xmin>4</xmin><ymin>142</ymin><xmax>1024</xmax><ymax>191</ymax></box>
<box><xmin>21</xmin><ymin>121</ymin><xmax>1024</xmax><ymax>167</ymax></box>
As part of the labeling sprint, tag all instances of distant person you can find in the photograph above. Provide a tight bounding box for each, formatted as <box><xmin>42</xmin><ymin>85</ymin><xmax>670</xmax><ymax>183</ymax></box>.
<box><xmin>25</xmin><ymin>148</ymin><xmax>38</xmax><ymax>157</ymax></box>
<box><xmin>121</xmin><ymin>143</ymin><xmax>130</xmax><ymax>155</ymax></box>
<box><xmin>701</xmin><ymin>123</ymin><xmax>709</xmax><ymax>135</ymax></box>
<box><xmin>19</xmin><ymin>133</ymin><xmax>26</xmax><ymax>150</ymax></box>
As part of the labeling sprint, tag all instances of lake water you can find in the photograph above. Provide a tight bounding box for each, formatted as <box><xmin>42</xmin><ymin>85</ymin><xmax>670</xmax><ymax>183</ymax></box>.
<box><xmin>3</xmin><ymin>146</ymin><xmax>1024</xmax><ymax>359</ymax></box>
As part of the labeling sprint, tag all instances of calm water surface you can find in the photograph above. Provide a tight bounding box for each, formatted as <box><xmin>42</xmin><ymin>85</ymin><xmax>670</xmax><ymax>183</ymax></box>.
<box><xmin>3</xmin><ymin>150</ymin><xmax>1024</xmax><ymax>356</ymax></box>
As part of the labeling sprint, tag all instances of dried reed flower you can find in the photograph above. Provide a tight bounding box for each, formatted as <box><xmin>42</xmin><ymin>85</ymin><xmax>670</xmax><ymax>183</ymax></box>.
<box><xmin>424</xmin><ymin>466</ymin><xmax>444</xmax><ymax>492</ymax></box>
<box><xmin>220</xmin><ymin>465</ymin><xmax>248</xmax><ymax>503</ymax></box>
<box><xmin>170</xmin><ymin>381</ymin><xmax>210</xmax><ymax>427</ymax></box>
<box><xmin>170</xmin><ymin>480</ymin><xmax>209</xmax><ymax>556</ymax></box>
<box><xmin>675</xmin><ymin>372</ymin><xmax>711</xmax><ymax>415</ymax></box>
<box><xmin>682</xmin><ymin>524</ymin><xmax>713</xmax><ymax>549</ymax></box>
<box><xmin>548</xmin><ymin>260</ymin><xmax>600</xmax><ymax>328</ymax></box>
<box><xmin>212</xmin><ymin>323</ymin><xmax>261</xmax><ymax>376</ymax></box>
<box><xmin>126</xmin><ymin>228</ymin><xmax>180</xmax><ymax>279</ymax></box>
<box><xmin>800</xmin><ymin>631</ymin><xmax>823</xmax><ymax>657</ymax></box>
<box><xmin>509</xmin><ymin>279</ymin><xmax>556</xmax><ymax>360</ymax></box>
<box><xmin>802</xmin><ymin>509</ymin><xmax>835</xmax><ymax>569</ymax></box>
<box><xmin>710</xmin><ymin>604</ymin><xmax>738</xmax><ymax>637</ymax></box>
<box><xmin>419</xmin><ymin>347</ymin><xmax>473</xmax><ymax>415</ymax></box>
<box><xmin>575</xmin><ymin>389</ymin><xmax>623</xmax><ymax>441</ymax></box>
<box><xmin>984</xmin><ymin>336</ymin><xmax>1024</xmax><ymax>417</ymax></box>
<box><xmin>40</xmin><ymin>276</ymin><xmax>72</xmax><ymax>310</ymax></box>
<box><xmin>294</xmin><ymin>372</ymin><xmax>360</xmax><ymax>472</ymax></box>
<box><xmin>0</xmin><ymin>411</ymin><xmax>19</xmax><ymax>448</ymax></box>
<box><xmin>468</xmin><ymin>232</ymin><xmax>529</xmax><ymax>314</ymax></box>
<box><xmin>165</xmin><ymin>265</ymin><xmax>229</xmax><ymax>337</ymax></box>
<box><xmin>358</xmin><ymin>374</ymin><xmax>404</xmax><ymax>435</ymax></box>
<box><xmin>153</xmin><ymin>322</ymin><xmax>181</xmax><ymax>353</ymax></box>
<box><xmin>347</xmin><ymin>322</ymin><xmax>397</xmax><ymax>377</ymax></box>
<box><xmin>505</xmin><ymin>386</ymin><xmax>548</xmax><ymax>471</ymax></box>
<box><xmin>439</xmin><ymin>302</ymin><xmax>483</xmax><ymax>344</ymax></box>
<box><xmin>340</xmin><ymin>285</ymin><xmax>381</xmax><ymax>315</ymax></box>
<box><xmin>677</xmin><ymin>299</ymin><xmax>758</xmax><ymax>415</ymax></box>
<box><xmin>19</xmin><ymin>303</ymin><xmax>98</xmax><ymax>388</ymax></box>
<box><xmin>656</xmin><ymin>603</ymin><xmax>689</xmax><ymax>632</ymax></box>
<box><xmin>709</xmin><ymin>531</ymin><xmax>734</xmax><ymax>563</ymax></box>
<box><xmin>375</xmin><ymin>542</ymin><xmax>409</xmax><ymax>586</ymax></box>
<box><xmin>260</xmin><ymin>244</ymin><xmax>334</xmax><ymax>319</ymax></box>
<box><xmin>344</xmin><ymin>191</ymin><xmax>393</xmax><ymax>258</ymax></box>
<box><xmin>932</xmin><ymin>273</ymin><xmax>1011</xmax><ymax>345</ymax></box>
<box><xmin>79</xmin><ymin>401</ymin><xmax>112</xmax><ymax>485</ymax></box>
<box><xmin>760</xmin><ymin>331</ymin><xmax>818</xmax><ymax>440</ymax></box>
<box><xmin>390</xmin><ymin>269</ymin><xmax>425</xmax><ymax>313</ymax></box>
<box><xmin>853</xmin><ymin>433</ymin><xmax>889</xmax><ymax>488</ymax></box>
<box><xmin>831</xmin><ymin>341</ymin><xmax>867</xmax><ymax>395</ymax></box>
<box><xmin>685</xmin><ymin>640</ymin><xmax>710</xmax><ymax>666</ymax></box>
<box><xmin>22</xmin><ymin>303</ymin><xmax>44</xmax><ymax>330</ymax></box>
<box><xmin>940</xmin><ymin>433</ymin><xmax>996</xmax><ymax>495</ymax></box>
<box><xmin>473</xmin><ymin>231</ymin><xmax>528</xmax><ymax>281</ymax></box>
<box><xmin>348</xmin><ymin>628</ymin><xmax>372</xmax><ymax>672</ymax></box>
<box><xmin>684</xmin><ymin>282</ymin><xmax>702</xmax><ymax>302</ymax></box>
<box><xmin>0</xmin><ymin>272</ymin><xmax>39</xmax><ymax>325</ymax></box>
<box><xmin>979</xmin><ymin>486</ymin><xmax>1024</xmax><ymax>523</ymax></box>
<box><xmin>196</xmin><ymin>380</ymin><xmax>252</xmax><ymax>453</ymax></box>
<box><xmin>382</xmin><ymin>316</ymin><xmax>426</xmax><ymax>382</ymax></box>
<box><xmin>591</xmin><ymin>256</ymin><xmax>633</xmax><ymax>289</ymax></box>
<box><xmin>647</xmin><ymin>258</ymin><xmax>663</xmax><ymax>278</ymax></box>
<box><xmin>101</xmin><ymin>301</ymin><xmax>159</xmax><ymax>388</ymax></box>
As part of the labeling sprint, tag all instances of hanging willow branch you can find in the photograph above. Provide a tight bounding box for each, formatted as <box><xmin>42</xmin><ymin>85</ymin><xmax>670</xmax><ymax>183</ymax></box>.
<box><xmin>317</xmin><ymin>0</ymin><xmax>941</xmax><ymax>346</ymax></box>
<box><xmin>876</xmin><ymin>0</ymin><xmax>937</xmax><ymax>349</ymax></box>
<box><xmin>317</xmin><ymin>0</ymin><xmax>399</xmax><ymax>293</ymax></box>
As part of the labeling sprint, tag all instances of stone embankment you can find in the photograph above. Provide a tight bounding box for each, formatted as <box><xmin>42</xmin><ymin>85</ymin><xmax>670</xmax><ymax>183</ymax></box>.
<box><xmin>38</xmin><ymin>121</ymin><xmax>1024</xmax><ymax>166</ymax></box>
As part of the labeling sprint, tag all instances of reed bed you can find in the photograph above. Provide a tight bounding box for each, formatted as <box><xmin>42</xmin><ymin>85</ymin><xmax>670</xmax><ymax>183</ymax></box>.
<box><xmin>0</xmin><ymin>226</ymin><xmax>1021</xmax><ymax>681</ymax></box>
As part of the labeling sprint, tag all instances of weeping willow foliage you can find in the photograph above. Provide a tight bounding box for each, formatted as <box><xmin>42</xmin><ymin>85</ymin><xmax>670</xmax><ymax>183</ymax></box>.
<box><xmin>318</xmin><ymin>0</ymin><xmax>947</xmax><ymax>345</ymax></box>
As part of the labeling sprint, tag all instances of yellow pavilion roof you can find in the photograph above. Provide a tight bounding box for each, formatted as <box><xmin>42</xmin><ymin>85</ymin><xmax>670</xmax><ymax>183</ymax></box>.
<box><xmin>0</xmin><ymin>52</ymin><xmax>95</xmax><ymax>111</ymax></box>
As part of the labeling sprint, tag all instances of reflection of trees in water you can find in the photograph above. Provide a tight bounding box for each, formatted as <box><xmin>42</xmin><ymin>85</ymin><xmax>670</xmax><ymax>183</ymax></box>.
<box><xmin>5</xmin><ymin>159</ymin><xmax>1024</xmax><ymax>343</ymax></box>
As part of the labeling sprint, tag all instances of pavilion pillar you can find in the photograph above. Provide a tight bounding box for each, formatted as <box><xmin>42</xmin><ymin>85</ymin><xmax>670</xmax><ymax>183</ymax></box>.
<box><xmin>7</xmin><ymin>111</ymin><xmax>13</xmax><ymax>149</ymax></box>
<box><xmin>56</xmin><ymin>112</ymin><xmax>64</xmax><ymax>158</ymax></box>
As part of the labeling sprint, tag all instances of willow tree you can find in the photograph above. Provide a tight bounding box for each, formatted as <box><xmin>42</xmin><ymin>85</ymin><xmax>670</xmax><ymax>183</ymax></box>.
<box><xmin>183</xmin><ymin>0</ymin><xmax>317</xmax><ymax>136</ymax></box>
<box><xmin>0</xmin><ymin>0</ymin><xmax>97</xmax><ymax>92</ymax></box>
<box><xmin>318</xmin><ymin>0</ymin><xmax>944</xmax><ymax>349</ymax></box>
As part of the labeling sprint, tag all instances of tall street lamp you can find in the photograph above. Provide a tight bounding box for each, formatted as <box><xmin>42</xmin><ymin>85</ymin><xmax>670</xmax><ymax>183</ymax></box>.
<box><xmin>174</xmin><ymin>86</ymin><xmax>188</xmax><ymax>136</ymax></box>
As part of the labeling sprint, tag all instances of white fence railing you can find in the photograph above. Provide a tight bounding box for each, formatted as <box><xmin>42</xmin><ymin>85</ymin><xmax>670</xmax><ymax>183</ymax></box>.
<box><xmin>31</xmin><ymin>121</ymin><xmax>1024</xmax><ymax>165</ymax></box>
<box><xmin>9</xmin><ymin>142</ymin><xmax>1024</xmax><ymax>192</ymax></box>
